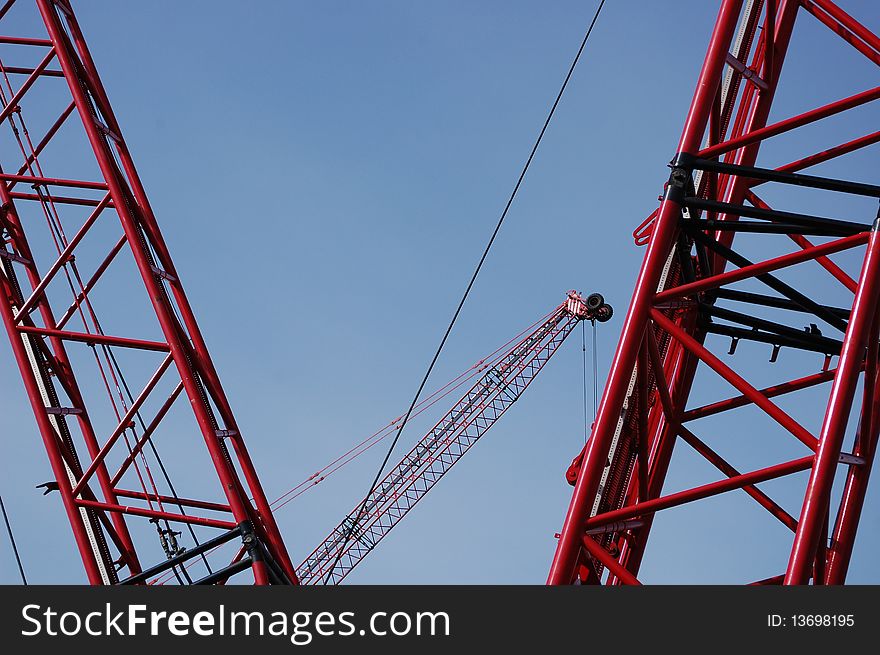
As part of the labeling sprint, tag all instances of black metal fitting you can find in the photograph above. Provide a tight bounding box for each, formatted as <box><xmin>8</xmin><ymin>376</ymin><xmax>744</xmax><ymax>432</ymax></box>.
<box><xmin>118</xmin><ymin>524</ymin><xmax>243</xmax><ymax>585</ymax></box>
<box><xmin>671</xmin><ymin>152</ymin><xmax>697</xmax><ymax>170</ymax></box>
<box><xmin>36</xmin><ymin>481</ymin><xmax>59</xmax><ymax>495</ymax></box>
<box><xmin>594</xmin><ymin>303</ymin><xmax>613</xmax><ymax>323</ymax></box>
<box><xmin>586</xmin><ymin>293</ymin><xmax>604</xmax><ymax>310</ymax></box>
<box><xmin>663</xmin><ymin>152</ymin><xmax>696</xmax><ymax>204</ymax></box>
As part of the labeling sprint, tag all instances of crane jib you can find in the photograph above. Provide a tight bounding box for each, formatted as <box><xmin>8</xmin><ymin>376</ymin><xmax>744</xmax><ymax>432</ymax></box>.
<box><xmin>299</xmin><ymin>292</ymin><xmax>611</xmax><ymax>584</ymax></box>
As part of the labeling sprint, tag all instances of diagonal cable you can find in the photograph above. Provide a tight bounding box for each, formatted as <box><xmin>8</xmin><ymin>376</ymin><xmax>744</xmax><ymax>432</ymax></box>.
<box><xmin>323</xmin><ymin>0</ymin><xmax>608</xmax><ymax>583</ymax></box>
<box><xmin>0</xmin><ymin>494</ymin><xmax>27</xmax><ymax>584</ymax></box>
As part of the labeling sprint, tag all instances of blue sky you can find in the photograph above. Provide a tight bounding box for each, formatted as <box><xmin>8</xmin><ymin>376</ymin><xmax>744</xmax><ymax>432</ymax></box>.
<box><xmin>1</xmin><ymin>0</ymin><xmax>878</xmax><ymax>584</ymax></box>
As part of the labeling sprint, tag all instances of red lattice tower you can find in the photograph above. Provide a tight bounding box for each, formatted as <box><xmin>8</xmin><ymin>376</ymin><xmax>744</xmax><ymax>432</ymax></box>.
<box><xmin>551</xmin><ymin>0</ymin><xmax>880</xmax><ymax>585</ymax></box>
<box><xmin>0</xmin><ymin>0</ymin><xmax>296</xmax><ymax>584</ymax></box>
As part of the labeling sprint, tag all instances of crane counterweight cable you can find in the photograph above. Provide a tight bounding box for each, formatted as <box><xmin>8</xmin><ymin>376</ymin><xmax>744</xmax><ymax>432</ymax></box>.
<box><xmin>323</xmin><ymin>0</ymin><xmax>607</xmax><ymax>584</ymax></box>
<box><xmin>592</xmin><ymin>318</ymin><xmax>598</xmax><ymax>420</ymax></box>
<box><xmin>581</xmin><ymin>320</ymin><xmax>588</xmax><ymax>443</ymax></box>
<box><xmin>0</xmin><ymin>494</ymin><xmax>27</xmax><ymax>585</ymax></box>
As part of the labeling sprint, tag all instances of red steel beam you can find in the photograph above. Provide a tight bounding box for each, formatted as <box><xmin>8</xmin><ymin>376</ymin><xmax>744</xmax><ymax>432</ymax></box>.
<box><xmin>800</xmin><ymin>0</ymin><xmax>880</xmax><ymax>66</ymax></box>
<box><xmin>75</xmin><ymin>499</ymin><xmax>237</xmax><ymax>531</ymax></box>
<box><xmin>113</xmin><ymin>489</ymin><xmax>232</xmax><ymax>514</ymax></box>
<box><xmin>786</xmin><ymin>222</ymin><xmax>880</xmax><ymax>583</ymax></box>
<box><xmin>769</xmin><ymin>130</ymin><xmax>880</xmax><ymax>177</ymax></box>
<box><xmin>16</xmin><ymin>325</ymin><xmax>170</xmax><ymax>352</ymax></box>
<box><xmin>548</xmin><ymin>0</ymin><xmax>749</xmax><ymax>585</ymax></box>
<box><xmin>809</xmin><ymin>0</ymin><xmax>880</xmax><ymax>54</ymax></box>
<box><xmin>751</xmin><ymin>574</ymin><xmax>786</xmax><ymax>585</ymax></box>
<box><xmin>9</xmin><ymin>191</ymin><xmax>112</xmax><ymax>207</ymax></box>
<box><xmin>13</xmin><ymin>192</ymin><xmax>112</xmax><ymax>321</ymax></box>
<box><xmin>825</xmin><ymin>309</ymin><xmax>880</xmax><ymax>583</ymax></box>
<box><xmin>654</xmin><ymin>232</ymin><xmax>868</xmax><ymax>303</ymax></box>
<box><xmin>0</xmin><ymin>35</ymin><xmax>52</xmax><ymax>46</ymax></box>
<box><xmin>552</xmin><ymin>0</ymin><xmax>880</xmax><ymax>585</ymax></box>
<box><xmin>48</xmin><ymin>4</ymin><xmax>297</xmax><ymax>582</ymax></box>
<box><xmin>0</xmin><ymin>131</ymin><xmax>139</xmax><ymax>582</ymax></box>
<box><xmin>109</xmin><ymin>384</ymin><xmax>184</xmax><ymax>487</ymax></box>
<box><xmin>0</xmin><ymin>47</ymin><xmax>55</xmax><ymax>124</ymax></box>
<box><xmin>70</xmin><ymin>355</ymin><xmax>174</xmax><ymax>498</ymax></box>
<box><xmin>0</xmin><ymin>1</ymin><xmax>298</xmax><ymax>584</ymax></box>
<box><xmin>16</xmin><ymin>101</ymin><xmax>75</xmax><ymax>176</ymax></box>
<box><xmin>744</xmin><ymin>189</ymin><xmax>859</xmax><ymax>291</ymax></box>
<box><xmin>683</xmin><ymin>368</ymin><xmax>836</xmax><ymax>421</ymax></box>
<box><xmin>0</xmin><ymin>64</ymin><xmax>64</xmax><ymax>77</ymax></box>
<box><xmin>699</xmin><ymin>85</ymin><xmax>880</xmax><ymax>160</ymax></box>
<box><xmin>0</xmin><ymin>172</ymin><xmax>107</xmax><ymax>190</ymax></box>
<box><xmin>56</xmin><ymin>235</ymin><xmax>126</xmax><ymax>330</ymax></box>
<box><xmin>585</xmin><ymin>455</ymin><xmax>814</xmax><ymax>529</ymax></box>
<box><xmin>36</xmin><ymin>0</ymin><xmax>282</xmax><ymax>585</ymax></box>
<box><xmin>677</xmin><ymin>425</ymin><xmax>798</xmax><ymax>531</ymax></box>
<box><xmin>652</xmin><ymin>309</ymin><xmax>818</xmax><ymax>450</ymax></box>
<box><xmin>581</xmin><ymin>535</ymin><xmax>642</xmax><ymax>586</ymax></box>
<box><xmin>0</xmin><ymin>272</ymin><xmax>108</xmax><ymax>583</ymax></box>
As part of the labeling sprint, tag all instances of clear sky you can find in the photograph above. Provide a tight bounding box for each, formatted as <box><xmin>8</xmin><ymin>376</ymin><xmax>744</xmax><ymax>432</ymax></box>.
<box><xmin>1</xmin><ymin>0</ymin><xmax>878</xmax><ymax>584</ymax></box>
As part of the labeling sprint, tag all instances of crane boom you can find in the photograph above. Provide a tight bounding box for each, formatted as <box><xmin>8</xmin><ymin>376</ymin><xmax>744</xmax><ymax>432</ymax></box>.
<box><xmin>551</xmin><ymin>0</ymin><xmax>880</xmax><ymax>585</ymax></box>
<box><xmin>298</xmin><ymin>291</ymin><xmax>611</xmax><ymax>585</ymax></box>
<box><xmin>0</xmin><ymin>0</ymin><xmax>296</xmax><ymax>585</ymax></box>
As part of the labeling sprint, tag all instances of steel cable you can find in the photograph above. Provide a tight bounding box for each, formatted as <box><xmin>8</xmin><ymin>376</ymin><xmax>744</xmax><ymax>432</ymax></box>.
<box><xmin>0</xmin><ymin>494</ymin><xmax>27</xmax><ymax>584</ymax></box>
<box><xmin>323</xmin><ymin>0</ymin><xmax>607</xmax><ymax>583</ymax></box>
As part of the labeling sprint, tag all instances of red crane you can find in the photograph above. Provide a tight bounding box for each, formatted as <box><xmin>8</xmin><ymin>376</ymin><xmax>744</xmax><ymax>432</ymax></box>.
<box><xmin>3</xmin><ymin>0</ymin><xmax>876</xmax><ymax>588</ymax></box>
<box><xmin>0</xmin><ymin>0</ymin><xmax>614</xmax><ymax>587</ymax></box>
<box><xmin>297</xmin><ymin>291</ymin><xmax>611</xmax><ymax>585</ymax></box>
<box><xmin>551</xmin><ymin>0</ymin><xmax>880</xmax><ymax>585</ymax></box>
<box><xmin>0</xmin><ymin>0</ymin><xmax>295</xmax><ymax>585</ymax></box>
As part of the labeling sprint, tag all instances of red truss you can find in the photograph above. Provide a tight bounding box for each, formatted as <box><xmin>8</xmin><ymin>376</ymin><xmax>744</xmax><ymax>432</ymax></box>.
<box><xmin>551</xmin><ymin>0</ymin><xmax>880</xmax><ymax>585</ymax></box>
<box><xmin>0</xmin><ymin>0</ymin><xmax>296</xmax><ymax>584</ymax></box>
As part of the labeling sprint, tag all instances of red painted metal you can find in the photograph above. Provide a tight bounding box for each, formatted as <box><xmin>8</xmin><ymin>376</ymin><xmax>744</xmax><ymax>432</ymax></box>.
<box><xmin>825</xmin><ymin>312</ymin><xmax>880</xmax><ymax>583</ymax></box>
<box><xmin>785</xmin><ymin>224</ymin><xmax>880</xmax><ymax>583</ymax></box>
<box><xmin>550</xmin><ymin>0</ymin><xmax>880</xmax><ymax>584</ymax></box>
<box><xmin>3</xmin><ymin>0</ymin><xmax>876</xmax><ymax>589</ymax></box>
<box><xmin>677</xmin><ymin>424</ymin><xmax>798</xmax><ymax>531</ymax></box>
<box><xmin>698</xmin><ymin>85</ymin><xmax>880</xmax><ymax>161</ymax></box>
<box><xmin>654</xmin><ymin>232</ymin><xmax>868</xmax><ymax>303</ymax></box>
<box><xmin>550</xmin><ymin>0</ymin><xmax>749</xmax><ymax>584</ymax></box>
<box><xmin>0</xmin><ymin>0</ymin><xmax>295</xmax><ymax>584</ymax></box>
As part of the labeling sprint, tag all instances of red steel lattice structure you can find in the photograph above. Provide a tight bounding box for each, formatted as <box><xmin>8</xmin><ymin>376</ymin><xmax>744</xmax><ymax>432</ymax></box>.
<box><xmin>0</xmin><ymin>0</ymin><xmax>296</xmax><ymax>584</ymax></box>
<box><xmin>551</xmin><ymin>0</ymin><xmax>880</xmax><ymax>585</ymax></box>
<box><xmin>4</xmin><ymin>0</ymin><xmax>878</xmax><ymax>588</ymax></box>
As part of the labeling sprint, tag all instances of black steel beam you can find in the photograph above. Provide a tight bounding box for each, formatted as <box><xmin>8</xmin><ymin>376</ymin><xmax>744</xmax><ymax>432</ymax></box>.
<box><xmin>705</xmin><ymin>323</ymin><xmax>840</xmax><ymax>356</ymax></box>
<box><xmin>257</xmin><ymin>540</ymin><xmax>294</xmax><ymax>585</ymax></box>
<box><xmin>712</xmin><ymin>288</ymin><xmax>851</xmax><ymax>320</ymax></box>
<box><xmin>118</xmin><ymin>525</ymin><xmax>242</xmax><ymax>586</ymax></box>
<box><xmin>683</xmin><ymin>197</ymin><xmax>868</xmax><ymax>234</ymax></box>
<box><xmin>690</xmin><ymin>230</ymin><xmax>849</xmax><ymax>333</ymax></box>
<box><xmin>688</xmin><ymin>157</ymin><xmax>880</xmax><ymax>198</ymax></box>
<box><xmin>683</xmin><ymin>218</ymin><xmax>852</xmax><ymax>237</ymax></box>
<box><xmin>701</xmin><ymin>304</ymin><xmax>843</xmax><ymax>353</ymax></box>
<box><xmin>193</xmin><ymin>557</ymin><xmax>254</xmax><ymax>586</ymax></box>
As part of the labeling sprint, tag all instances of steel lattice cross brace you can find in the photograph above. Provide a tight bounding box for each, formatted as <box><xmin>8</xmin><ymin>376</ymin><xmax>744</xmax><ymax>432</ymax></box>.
<box><xmin>0</xmin><ymin>0</ymin><xmax>296</xmax><ymax>584</ymax></box>
<box><xmin>551</xmin><ymin>0</ymin><xmax>880</xmax><ymax>585</ymax></box>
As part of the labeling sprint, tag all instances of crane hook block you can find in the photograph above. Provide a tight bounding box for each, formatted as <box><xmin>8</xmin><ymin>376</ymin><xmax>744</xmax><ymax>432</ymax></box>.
<box><xmin>566</xmin><ymin>290</ymin><xmax>613</xmax><ymax>323</ymax></box>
